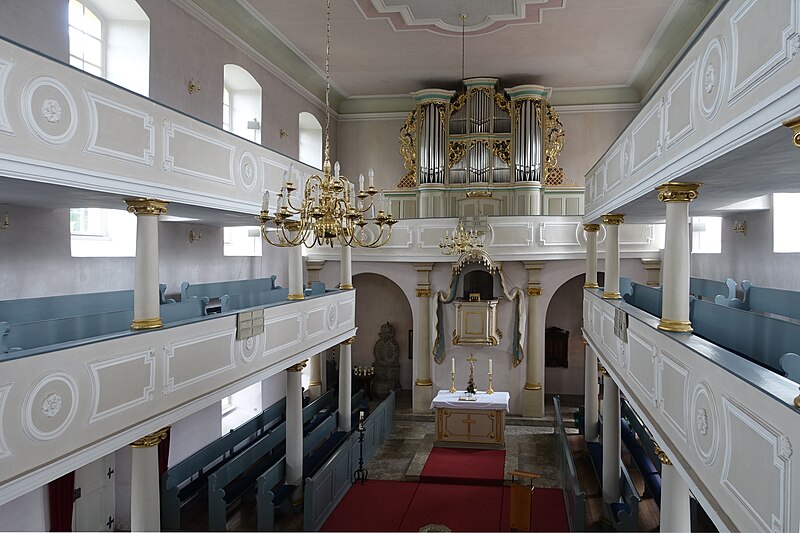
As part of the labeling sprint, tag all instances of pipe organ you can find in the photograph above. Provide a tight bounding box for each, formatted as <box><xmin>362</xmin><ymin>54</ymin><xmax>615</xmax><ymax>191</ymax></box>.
<box><xmin>395</xmin><ymin>78</ymin><xmax>580</xmax><ymax>219</ymax></box>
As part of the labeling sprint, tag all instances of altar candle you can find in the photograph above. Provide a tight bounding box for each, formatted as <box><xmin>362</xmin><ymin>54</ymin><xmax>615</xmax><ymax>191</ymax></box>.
<box><xmin>359</xmin><ymin>410</ymin><xmax>365</xmax><ymax>421</ymax></box>
<box><xmin>489</xmin><ymin>358</ymin><xmax>492</xmax><ymax>374</ymax></box>
<box><xmin>452</xmin><ymin>357</ymin><xmax>455</xmax><ymax>373</ymax></box>
<box><xmin>368</xmin><ymin>168</ymin><xmax>375</xmax><ymax>188</ymax></box>
<box><xmin>261</xmin><ymin>190</ymin><xmax>269</xmax><ymax>212</ymax></box>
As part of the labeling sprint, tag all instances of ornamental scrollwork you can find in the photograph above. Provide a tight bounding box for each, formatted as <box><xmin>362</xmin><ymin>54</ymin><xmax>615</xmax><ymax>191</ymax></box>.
<box><xmin>397</xmin><ymin>108</ymin><xmax>418</xmax><ymax>188</ymax></box>
<box><xmin>492</xmin><ymin>139</ymin><xmax>511</xmax><ymax>165</ymax></box>
<box><xmin>494</xmin><ymin>92</ymin><xmax>511</xmax><ymax>114</ymax></box>
<box><xmin>543</xmin><ymin>102</ymin><xmax>565</xmax><ymax>185</ymax></box>
<box><xmin>41</xmin><ymin>393</ymin><xmax>62</xmax><ymax>418</ymax></box>
<box><xmin>450</xmin><ymin>92</ymin><xmax>467</xmax><ymax>115</ymax></box>
<box><xmin>448</xmin><ymin>140</ymin><xmax>468</xmax><ymax>168</ymax></box>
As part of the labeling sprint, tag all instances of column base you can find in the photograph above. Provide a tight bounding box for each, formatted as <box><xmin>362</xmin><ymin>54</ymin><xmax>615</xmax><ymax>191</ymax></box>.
<box><xmin>307</xmin><ymin>380</ymin><xmax>322</xmax><ymax>400</ymax></box>
<box><xmin>131</xmin><ymin>317</ymin><xmax>163</xmax><ymax>330</ymax></box>
<box><xmin>583</xmin><ymin>283</ymin><xmax>599</xmax><ymax>288</ymax></box>
<box><xmin>340</xmin><ymin>284</ymin><xmax>354</xmax><ymax>290</ymax></box>
<box><xmin>413</xmin><ymin>380</ymin><xmax>433</xmax><ymax>413</ymax></box>
<box><xmin>602</xmin><ymin>292</ymin><xmax>621</xmax><ymax>299</ymax></box>
<box><xmin>287</xmin><ymin>294</ymin><xmax>305</xmax><ymax>300</ymax></box>
<box><xmin>657</xmin><ymin>318</ymin><xmax>693</xmax><ymax>333</ymax></box>
<box><xmin>522</xmin><ymin>385</ymin><xmax>544</xmax><ymax>418</ymax></box>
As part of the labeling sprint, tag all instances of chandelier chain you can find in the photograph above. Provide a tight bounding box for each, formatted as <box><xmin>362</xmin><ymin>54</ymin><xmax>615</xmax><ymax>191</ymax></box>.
<box><xmin>461</xmin><ymin>13</ymin><xmax>466</xmax><ymax>81</ymax></box>
<box><xmin>324</xmin><ymin>0</ymin><xmax>331</xmax><ymax>165</ymax></box>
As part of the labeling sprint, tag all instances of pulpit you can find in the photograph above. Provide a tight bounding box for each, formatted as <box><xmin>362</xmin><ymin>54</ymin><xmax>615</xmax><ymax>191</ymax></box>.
<box><xmin>431</xmin><ymin>390</ymin><xmax>509</xmax><ymax>448</ymax></box>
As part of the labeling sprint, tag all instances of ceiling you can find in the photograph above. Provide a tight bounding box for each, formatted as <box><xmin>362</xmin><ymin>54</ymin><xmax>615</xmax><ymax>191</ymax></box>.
<box><xmin>189</xmin><ymin>0</ymin><xmax>720</xmax><ymax>110</ymax></box>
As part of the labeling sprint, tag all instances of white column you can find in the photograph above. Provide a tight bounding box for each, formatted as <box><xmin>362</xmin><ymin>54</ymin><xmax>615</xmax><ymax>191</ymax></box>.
<box><xmin>286</xmin><ymin>361</ymin><xmax>306</xmax><ymax>503</ymax></box>
<box><xmin>583</xmin><ymin>224</ymin><xmax>601</xmax><ymax>288</ymax></box>
<box><xmin>412</xmin><ymin>263</ymin><xmax>434</xmax><ymax>413</ymax></box>
<box><xmin>601</xmin><ymin>214</ymin><xmax>624</xmax><ymax>299</ymax></box>
<box><xmin>340</xmin><ymin>245</ymin><xmax>353</xmax><ymax>290</ymax></box>
<box><xmin>522</xmin><ymin>261</ymin><xmax>545</xmax><ymax>417</ymax></box>
<box><xmin>288</xmin><ymin>244</ymin><xmax>304</xmax><ymax>300</ymax></box>
<box><xmin>656</xmin><ymin>183</ymin><xmax>700</xmax><ymax>333</ymax></box>
<box><xmin>130</xmin><ymin>428</ymin><xmax>169</xmax><ymax>532</ymax></box>
<box><xmin>601</xmin><ymin>370</ymin><xmax>621</xmax><ymax>503</ymax></box>
<box><xmin>338</xmin><ymin>338</ymin><xmax>354</xmax><ymax>431</ymax></box>
<box><xmin>125</xmin><ymin>199</ymin><xmax>168</xmax><ymax>330</ymax></box>
<box><xmin>308</xmin><ymin>353</ymin><xmax>322</xmax><ymax>399</ymax></box>
<box><xmin>523</xmin><ymin>287</ymin><xmax>544</xmax><ymax>417</ymax></box>
<box><xmin>584</xmin><ymin>340</ymin><xmax>599</xmax><ymax>441</ymax></box>
<box><xmin>656</xmin><ymin>446</ymin><xmax>691</xmax><ymax>532</ymax></box>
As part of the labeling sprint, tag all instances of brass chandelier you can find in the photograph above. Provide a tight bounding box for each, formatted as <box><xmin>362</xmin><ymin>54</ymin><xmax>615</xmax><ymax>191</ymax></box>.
<box><xmin>439</xmin><ymin>220</ymin><xmax>485</xmax><ymax>256</ymax></box>
<box><xmin>258</xmin><ymin>0</ymin><xmax>397</xmax><ymax>248</ymax></box>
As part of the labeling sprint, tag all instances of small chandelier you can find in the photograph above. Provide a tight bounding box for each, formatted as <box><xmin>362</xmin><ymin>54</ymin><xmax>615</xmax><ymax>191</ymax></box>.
<box><xmin>258</xmin><ymin>0</ymin><xmax>397</xmax><ymax>248</ymax></box>
<box><xmin>439</xmin><ymin>219</ymin><xmax>485</xmax><ymax>256</ymax></box>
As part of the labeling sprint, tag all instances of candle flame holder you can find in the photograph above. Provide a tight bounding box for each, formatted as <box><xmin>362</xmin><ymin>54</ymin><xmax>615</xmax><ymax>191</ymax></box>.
<box><xmin>486</xmin><ymin>371</ymin><xmax>494</xmax><ymax>395</ymax></box>
<box><xmin>450</xmin><ymin>370</ymin><xmax>456</xmax><ymax>393</ymax></box>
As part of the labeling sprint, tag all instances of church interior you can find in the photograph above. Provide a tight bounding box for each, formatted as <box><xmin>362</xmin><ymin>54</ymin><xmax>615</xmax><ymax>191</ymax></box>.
<box><xmin>0</xmin><ymin>0</ymin><xmax>799</xmax><ymax>531</ymax></box>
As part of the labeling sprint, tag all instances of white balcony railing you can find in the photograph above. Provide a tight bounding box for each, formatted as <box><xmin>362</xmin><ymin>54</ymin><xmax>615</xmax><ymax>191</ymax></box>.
<box><xmin>0</xmin><ymin>290</ymin><xmax>355</xmax><ymax>505</ymax></box>
<box><xmin>584</xmin><ymin>288</ymin><xmax>800</xmax><ymax>532</ymax></box>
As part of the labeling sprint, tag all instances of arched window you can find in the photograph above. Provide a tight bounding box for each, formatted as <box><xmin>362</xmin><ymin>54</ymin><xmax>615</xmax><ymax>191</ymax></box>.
<box><xmin>68</xmin><ymin>0</ymin><xmax>150</xmax><ymax>96</ymax></box>
<box><xmin>299</xmin><ymin>112</ymin><xmax>323</xmax><ymax>169</ymax></box>
<box><xmin>223</xmin><ymin>64</ymin><xmax>262</xmax><ymax>143</ymax></box>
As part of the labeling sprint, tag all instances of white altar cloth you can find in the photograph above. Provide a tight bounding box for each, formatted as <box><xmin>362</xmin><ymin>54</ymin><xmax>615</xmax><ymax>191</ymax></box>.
<box><xmin>431</xmin><ymin>391</ymin><xmax>510</xmax><ymax>411</ymax></box>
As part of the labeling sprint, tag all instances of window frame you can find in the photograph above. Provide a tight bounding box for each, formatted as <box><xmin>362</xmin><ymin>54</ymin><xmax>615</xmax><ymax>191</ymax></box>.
<box><xmin>68</xmin><ymin>0</ymin><xmax>107</xmax><ymax>78</ymax></box>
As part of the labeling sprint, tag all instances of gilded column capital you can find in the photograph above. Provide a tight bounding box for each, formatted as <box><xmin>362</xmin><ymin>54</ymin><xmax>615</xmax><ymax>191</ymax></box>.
<box><xmin>131</xmin><ymin>427</ymin><xmax>170</xmax><ymax>448</ymax></box>
<box><xmin>656</xmin><ymin>182</ymin><xmax>701</xmax><ymax>202</ymax></box>
<box><xmin>583</xmin><ymin>223</ymin><xmax>601</xmax><ymax>232</ymax></box>
<box><xmin>599</xmin><ymin>365</ymin><xmax>609</xmax><ymax>376</ymax></box>
<box><xmin>124</xmin><ymin>198</ymin><xmax>169</xmax><ymax>216</ymax></box>
<box><xmin>340</xmin><ymin>336</ymin><xmax>356</xmax><ymax>346</ymax></box>
<box><xmin>601</xmin><ymin>214</ymin><xmax>625</xmax><ymax>225</ymax></box>
<box><xmin>416</xmin><ymin>288</ymin><xmax>432</xmax><ymax>298</ymax></box>
<box><xmin>287</xmin><ymin>360</ymin><xmax>308</xmax><ymax>372</ymax></box>
<box><xmin>581</xmin><ymin>337</ymin><xmax>589</xmax><ymax>346</ymax></box>
<box><xmin>794</xmin><ymin>392</ymin><xmax>800</xmax><ymax>409</ymax></box>
<box><xmin>526</xmin><ymin>287</ymin><xmax>542</xmax><ymax>296</ymax></box>
<box><xmin>783</xmin><ymin>115</ymin><xmax>800</xmax><ymax>149</ymax></box>
<box><xmin>652</xmin><ymin>442</ymin><xmax>673</xmax><ymax>465</ymax></box>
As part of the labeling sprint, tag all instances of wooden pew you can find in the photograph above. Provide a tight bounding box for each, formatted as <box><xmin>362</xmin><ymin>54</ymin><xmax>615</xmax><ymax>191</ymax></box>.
<box><xmin>0</xmin><ymin>289</ymin><xmax>133</xmax><ymax>324</ymax></box>
<box><xmin>207</xmin><ymin>423</ymin><xmax>287</xmax><ymax>531</ymax></box>
<box><xmin>554</xmin><ymin>396</ymin><xmax>586</xmax><ymax>532</ymax></box>
<box><xmin>691</xmin><ymin>298</ymin><xmax>800</xmax><ymax>377</ymax></box>
<box><xmin>302</xmin><ymin>414</ymin><xmax>347</xmax><ymax>478</ymax></box>
<box><xmin>181</xmin><ymin>276</ymin><xmax>278</xmax><ymax>302</ymax></box>
<box><xmin>737</xmin><ymin>282</ymin><xmax>800</xmax><ymax>321</ymax></box>
<box><xmin>690</xmin><ymin>277</ymin><xmax>735</xmax><ymax>302</ymax></box>
<box><xmin>160</xmin><ymin>398</ymin><xmax>286</xmax><ymax>530</ymax></box>
<box><xmin>622</xmin><ymin>282</ymin><xmax>662</xmax><ymax>318</ymax></box>
<box><xmin>255</xmin><ymin>458</ymin><xmax>293</xmax><ymax>531</ymax></box>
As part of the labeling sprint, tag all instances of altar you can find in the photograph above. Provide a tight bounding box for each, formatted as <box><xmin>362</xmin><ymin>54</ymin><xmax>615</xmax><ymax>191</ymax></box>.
<box><xmin>431</xmin><ymin>390</ymin><xmax>510</xmax><ymax>448</ymax></box>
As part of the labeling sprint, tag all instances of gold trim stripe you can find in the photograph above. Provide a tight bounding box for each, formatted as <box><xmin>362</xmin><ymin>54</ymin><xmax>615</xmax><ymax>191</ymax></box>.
<box><xmin>131</xmin><ymin>317</ymin><xmax>163</xmax><ymax>330</ymax></box>
<box><xmin>415</xmin><ymin>379</ymin><xmax>433</xmax><ymax>386</ymax></box>
<box><xmin>524</xmin><ymin>382</ymin><xmax>542</xmax><ymax>390</ymax></box>
<box><xmin>287</xmin><ymin>294</ymin><xmax>305</xmax><ymax>300</ymax></box>
<box><xmin>583</xmin><ymin>283</ymin><xmax>599</xmax><ymax>288</ymax></box>
<box><xmin>602</xmin><ymin>292</ymin><xmax>621</xmax><ymax>300</ymax></box>
<box><xmin>340</xmin><ymin>284</ymin><xmax>354</xmax><ymax>290</ymax></box>
<box><xmin>131</xmin><ymin>427</ymin><xmax>170</xmax><ymax>448</ymax></box>
<box><xmin>658</xmin><ymin>318</ymin><xmax>693</xmax><ymax>333</ymax></box>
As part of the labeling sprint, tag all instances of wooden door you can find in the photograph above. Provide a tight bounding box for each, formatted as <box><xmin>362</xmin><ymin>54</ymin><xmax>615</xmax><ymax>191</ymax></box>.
<box><xmin>74</xmin><ymin>454</ymin><xmax>115</xmax><ymax>531</ymax></box>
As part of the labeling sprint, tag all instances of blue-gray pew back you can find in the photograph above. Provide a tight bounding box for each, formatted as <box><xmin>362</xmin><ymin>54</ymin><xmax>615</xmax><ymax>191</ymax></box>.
<box><xmin>181</xmin><ymin>275</ymin><xmax>278</xmax><ymax>301</ymax></box>
<box><xmin>690</xmin><ymin>277</ymin><xmax>735</xmax><ymax>301</ymax></box>
<box><xmin>0</xmin><ymin>289</ymin><xmax>133</xmax><ymax>324</ymax></box>
<box><xmin>742</xmin><ymin>283</ymin><xmax>800</xmax><ymax>322</ymax></box>
<box><xmin>622</xmin><ymin>283</ymin><xmax>662</xmax><ymax>318</ymax></box>
<box><xmin>303</xmin><ymin>391</ymin><xmax>396</xmax><ymax>532</ymax></box>
<box><xmin>691</xmin><ymin>299</ymin><xmax>800</xmax><ymax>378</ymax></box>
<box><xmin>554</xmin><ymin>396</ymin><xmax>585</xmax><ymax>532</ymax></box>
<box><xmin>160</xmin><ymin>398</ymin><xmax>286</xmax><ymax>530</ymax></box>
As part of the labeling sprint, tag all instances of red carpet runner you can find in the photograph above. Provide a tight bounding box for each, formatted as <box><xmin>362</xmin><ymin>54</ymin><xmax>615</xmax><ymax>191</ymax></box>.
<box><xmin>322</xmin><ymin>448</ymin><xmax>570</xmax><ymax>532</ymax></box>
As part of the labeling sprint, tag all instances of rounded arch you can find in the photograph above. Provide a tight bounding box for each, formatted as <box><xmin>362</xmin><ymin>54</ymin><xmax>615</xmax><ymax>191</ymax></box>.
<box><xmin>352</xmin><ymin>272</ymin><xmax>414</xmax><ymax>391</ymax></box>
<box><xmin>223</xmin><ymin>64</ymin><xmax>262</xmax><ymax>142</ymax></box>
<box><xmin>298</xmin><ymin>112</ymin><xmax>323</xmax><ymax>169</ymax></box>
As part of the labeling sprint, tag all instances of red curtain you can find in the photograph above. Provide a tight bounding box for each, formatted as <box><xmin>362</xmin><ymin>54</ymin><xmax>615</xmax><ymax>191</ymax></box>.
<box><xmin>158</xmin><ymin>427</ymin><xmax>171</xmax><ymax>476</ymax></box>
<box><xmin>48</xmin><ymin>471</ymin><xmax>75</xmax><ymax>532</ymax></box>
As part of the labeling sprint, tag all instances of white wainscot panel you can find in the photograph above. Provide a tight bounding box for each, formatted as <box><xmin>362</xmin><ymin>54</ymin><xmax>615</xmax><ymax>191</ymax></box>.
<box><xmin>659</xmin><ymin>349</ymin><xmax>691</xmax><ymax>441</ymax></box>
<box><xmin>729</xmin><ymin>0</ymin><xmax>798</xmax><ymax>104</ymax></box>
<box><xmin>85</xmin><ymin>92</ymin><xmax>155</xmax><ymax>166</ymax></box>
<box><xmin>489</xmin><ymin>221</ymin><xmax>535</xmax><ymax>247</ymax></box>
<box><xmin>419</xmin><ymin>222</ymin><xmax>456</xmax><ymax>249</ymax></box>
<box><xmin>601</xmin><ymin>310</ymin><xmax>618</xmax><ymax>362</ymax></box>
<box><xmin>165</xmin><ymin>330</ymin><xmax>236</xmax><ymax>393</ymax></box>
<box><xmin>592</xmin><ymin>304</ymin><xmax>603</xmax><ymax>338</ymax></box>
<box><xmin>664</xmin><ymin>61</ymin><xmax>696</xmax><ymax>150</ymax></box>
<box><xmin>263</xmin><ymin>314</ymin><xmax>302</xmax><ymax>357</ymax></box>
<box><xmin>0</xmin><ymin>384</ymin><xmax>11</xmax><ymax>458</ymax></box>
<box><xmin>338</xmin><ymin>298</ymin><xmax>356</xmax><ymax>329</ymax></box>
<box><xmin>620</xmin><ymin>224</ymin><xmax>655</xmax><ymax>246</ymax></box>
<box><xmin>305</xmin><ymin>305</ymin><xmax>328</xmax><ymax>342</ymax></box>
<box><xmin>699</xmin><ymin>36</ymin><xmax>727</xmax><ymax>120</ymax></box>
<box><xmin>630</xmin><ymin>99</ymin><xmax>664</xmax><ymax>175</ymax></box>
<box><xmin>538</xmin><ymin>222</ymin><xmax>579</xmax><ymax>246</ymax></box>
<box><xmin>721</xmin><ymin>396</ymin><xmax>792</xmax><ymax>532</ymax></box>
<box><xmin>593</xmin><ymin>166</ymin><xmax>606</xmax><ymax>201</ymax></box>
<box><xmin>0</xmin><ymin>59</ymin><xmax>13</xmax><ymax>135</ymax></box>
<box><xmin>605</xmin><ymin>146</ymin><xmax>623</xmax><ymax>192</ymax></box>
<box><xmin>627</xmin><ymin>329</ymin><xmax>657</xmax><ymax>406</ymax></box>
<box><xmin>21</xmin><ymin>76</ymin><xmax>78</xmax><ymax>146</ymax></box>
<box><xmin>87</xmin><ymin>349</ymin><xmax>156</xmax><ymax>423</ymax></box>
<box><xmin>163</xmin><ymin>121</ymin><xmax>235</xmax><ymax>185</ymax></box>
<box><xmin>380</xmin><ymin>224</ymin><xmax>413</xmax><ymax>248</ymax></box>
<box><xmin>691</xmin><ymin>380</ymin><xmax>721</xmax><ymax>466</ymax></box>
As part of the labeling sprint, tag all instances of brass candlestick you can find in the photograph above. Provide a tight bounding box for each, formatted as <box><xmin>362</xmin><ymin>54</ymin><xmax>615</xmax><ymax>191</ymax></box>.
<box><xmin>486</xmin><ymin>372</ymin><xmax>494</xmax><ymax>394</ymax></box>
<box><xmin>450</xmin><ymin>371</ymin><xmax>456</xmax><ymax>393</ymax></box>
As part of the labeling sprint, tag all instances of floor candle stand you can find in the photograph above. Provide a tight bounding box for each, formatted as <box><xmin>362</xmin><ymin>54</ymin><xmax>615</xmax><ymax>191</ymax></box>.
<box><xmin>353</xmin><ymin>411</ymin><xmax>368</xmax><ymax>484</ymax></box>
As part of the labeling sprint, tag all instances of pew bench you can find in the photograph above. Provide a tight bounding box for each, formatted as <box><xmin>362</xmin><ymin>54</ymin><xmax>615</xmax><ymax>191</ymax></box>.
<box><xmin>303</xmin><ymin>414</ymin><xmax>347</xmax><ymax>479</ymax></box>
<box><xmin>181</xmin><ymin>276</ymin><xmax>278</xmax><ymax>302</ymax></box>
<box><xmin>160</xmin><ymin>398</ymin><xmax>286</xmax><ymax>530</ymax></box>
<box><xmin>207</xmin><ymin>423</ymin><xmax>287</xmax><ymax>531</ymax></box>
<box><xmin>255</xmin><ymin>458</ymin><xmax>295</xmax><ymax>531</ymax></box>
